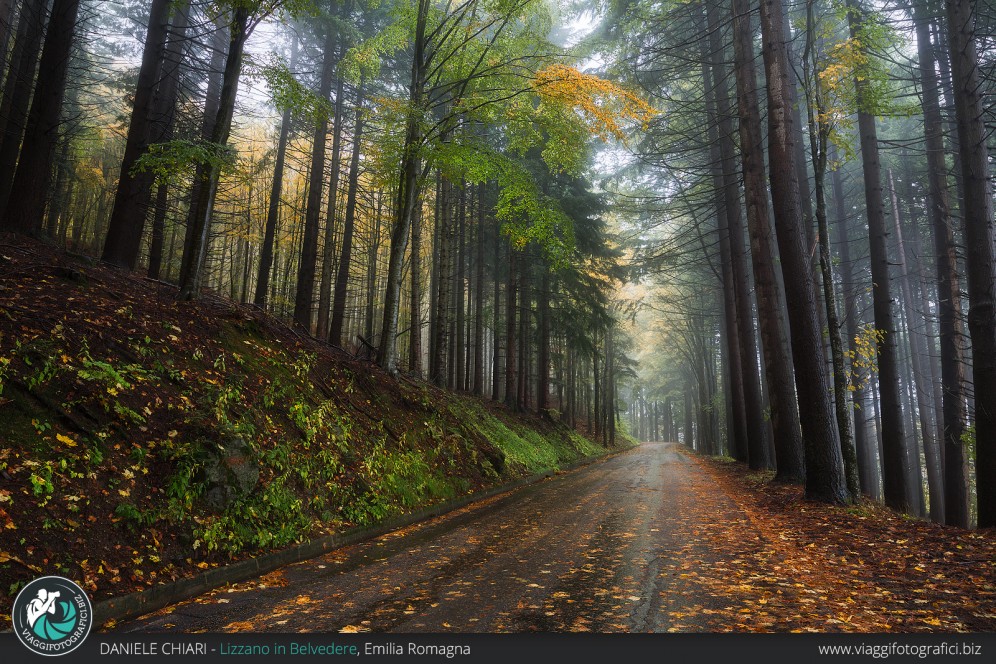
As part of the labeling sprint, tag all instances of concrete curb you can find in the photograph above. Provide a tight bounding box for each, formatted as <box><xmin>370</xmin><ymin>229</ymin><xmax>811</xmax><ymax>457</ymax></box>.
<box><xmin>92</xmin><ymin>443</ymin><xmax>635</xmax><ymax>628</ymax></box>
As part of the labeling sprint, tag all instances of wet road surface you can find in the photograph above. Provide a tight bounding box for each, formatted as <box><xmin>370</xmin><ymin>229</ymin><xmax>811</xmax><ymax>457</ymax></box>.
<box><xmin>120</xmin><ymin>442</ymin><xmax>764</xmax><ymax>633</ymax></box>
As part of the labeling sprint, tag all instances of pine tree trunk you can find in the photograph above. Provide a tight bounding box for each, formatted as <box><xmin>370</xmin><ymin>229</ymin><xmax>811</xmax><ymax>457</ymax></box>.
<box><xmin>408</xmin><ymin>192</ymin><xmax>423</xmax><ymax>375</ymax></box>
<box><xmin>913</xmin><ymin>0</ymin><xmax>969</xmax><ymax>528</ymax></box>
<box><xmin>364</xmin><ymin>192</ymin><xmax>381</xmax><ymax>344</ymax></box>
<box><xmin>517</xmin><ymin>255</ymin><xmax>530</xmax><ymax>411</ymax></box>
<box><xmin>504</xmin><ymin>245</ymin><xmax>517</xmax><ymax>408</ymax></box>
<box><xmin>888</xmin><ymin>170</ymin><xmax>945</xmax><ymax>522</ymax></box>
<box><xmin>45</xmin><ymin>137</ymin><xmax>72</xmax><ymax>237</ymax></box>
<box><xmin>330</xmin><ymin>86</ymin><xmax>366</xmax><ymax>347</ymax></box>
<box><xmin>431</xmin><ymin>177</ymin><xmax>452</xmax><ymax>384</ymax></box>
<box><xmin>701</xmin><ymin>17</ymin><xmax>748</xmax><ymax>462</ymax></box>
<box><xmin>0</xmin><ymin>0</ymin><xmax>48</xmax><ymax>217</ymax></box>
<box><xmin>730</xmin><ymin>0</ymin><xmax>802</xmax><ymax>480</ymax></box>
<box><xmin>705</xmin><ymin>2</ymin><xmax>767</xmax><ymax>464</ymax></box>
<box><xmin>802</xmin><ymin>5</ymin><xmax>860</xmax><ymax>500</ymax></box>
<box><xmin>255</xmin><ymin>107</ymin><xmax>292</xmax><ymax>307</ymax></box>
<box><xmin>178</xmin><ymin>20</ymin><xmax>227</xmax><ymax>292</ymax></box>
<box><xmin>832</xmin><ymin>156</ymin><xmax>879</xmax><ymax>498</ymax></box>
<box><xmin>378</xmin><ymin>0</ymin><xmax>430</xmax><ymax>374</ymax></box>
<box><xmin>1</xmin><ymin>0</ymin><xmax>81</xmax><ymax>235</ymax></box>
<box><xmin>684</xmin><ymin>382</ymin><xmax>694</xmax><ymax>447</ymax></box>
<box><xmin>100</xmin><ymin>0</ymin><xmax>171</xmax><ymax>267</ymax></box>
<box><xmin>455</xmin><ymin>182</ymin><xmax>466</xmax><ymax>390</ymax></box>
<box><xmin>473</xmin><ymin>183</ymin><xmax>486</xmax><ymax>395</ymax></box>
<box><xmin>759</xmin><ymin>0</ymin><xmax>848</xmax><ymax>503</ymax></box>
<box><xmin>847</xmin><ymin>0</ymin><xmax>912</xmax><ymax>512</ymax></box>
<box><xmin>148</xmin><ymin>182</ymin><xmax>169</xmax><ymax>279</ymax></box>
<box><xmin>176</xmin><ymin>8</ymin><xmax>248</xmax><ymax>301</ymax></box>
<box><xmin>146</xmin><ymin>4</ymin><xmax>188</xmax><ymax>278</ymax></box>
<box><xmin>294</xmin><ymin>29</ymin><xmax>339</xmax><ymax>332</ymax></box>
<box><xmin>492</xmin><ymin>216</ymin><xmax>502</xmax><ymax>401</ymax></box>
<box><xmin>0</xmin><ymin>0</ymin><xmax>13</xmax><ymax>73</ymax></box>
<box><xmin>944</xmin><ymin>0</ymin><xmax>996</xmax><ymax>527</ymax></box>
<box><xmin>537</xmin><ymin>266</ymin><xmax>550</xmax><ymax>414</ymax></box>
<box><xmin>316</xmin><ymin>75</ymin><xmax>346</xmax><ymax>337</ymax></box>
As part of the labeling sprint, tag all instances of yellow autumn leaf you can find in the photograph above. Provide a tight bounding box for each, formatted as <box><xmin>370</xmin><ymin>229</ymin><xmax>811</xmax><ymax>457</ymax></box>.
<box><xmin>56</xmin><ymin>433</ymin><xmax>78</xmax><ymax>447</ymax></box>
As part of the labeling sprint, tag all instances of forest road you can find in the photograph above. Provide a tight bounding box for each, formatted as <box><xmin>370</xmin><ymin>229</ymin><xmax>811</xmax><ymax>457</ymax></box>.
<box><xmin>119</xmin><ymin>442</ymin><xmax>759</xmax><ymax>633</ymax></box>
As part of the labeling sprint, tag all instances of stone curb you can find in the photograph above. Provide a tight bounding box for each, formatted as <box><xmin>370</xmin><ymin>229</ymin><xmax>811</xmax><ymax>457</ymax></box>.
<box><xmin>91</xmin><ymin>443</ymin><xmax>634</xmax><ymax>628</ymax></box>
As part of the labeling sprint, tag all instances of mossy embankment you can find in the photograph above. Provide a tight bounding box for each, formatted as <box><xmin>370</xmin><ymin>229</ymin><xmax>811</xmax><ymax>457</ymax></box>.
<box><xmin>0</xmin><ymin>236</ymin><xmax>629</xmax><ymax>621</ymax></box>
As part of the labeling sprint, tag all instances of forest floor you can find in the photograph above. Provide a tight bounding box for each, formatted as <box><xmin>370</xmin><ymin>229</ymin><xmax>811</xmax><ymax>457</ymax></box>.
<box><xmin>0</xmin><ymin>235</ymin><xmax>620</xmax><ymax>627</ymax></box>
<box><xmin>118</xmin><ymin>443</ymin><xmax>995</xmax><ymax>634</ymax></box>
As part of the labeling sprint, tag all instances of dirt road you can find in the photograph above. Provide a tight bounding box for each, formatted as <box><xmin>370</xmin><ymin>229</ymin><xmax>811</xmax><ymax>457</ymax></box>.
<box><xmin>121</xmin><ymin>442</ymin><xmax>788</xmax><ymax>633</ymax></box>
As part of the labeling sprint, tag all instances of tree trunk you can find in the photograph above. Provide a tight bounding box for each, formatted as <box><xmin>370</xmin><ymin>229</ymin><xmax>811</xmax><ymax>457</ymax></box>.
<box><xmin>148</xmin><ymin>182</ymin><xmax>169</xmax><ymax>279</ymax></box>
<box><xmin>802</xmin><ymin>4</ymin><xmax>860</xmax><ymax>500</ymax></box>
<box><xmin>431</xmin><ymin>177</ymin><xmax>452</xmax><ymax>384</ymax></box>
<box><xmin>146</xmin><ymin>4</ymin><xmax>189</xmax><ymax>278</ymax></box>
<box><xmin>759</xmin><ymin>0</ymin><xmax>848</xmax><ymax>503</ymax></box>
<box><xmin>492</xmin><ymin>215</ymin><xmax>502</xmax><ymax>401</ymax></box>
<box><xmin>294</xmin><ymin>28</ymin><xmax>339</xmax><ymax>332</ymax></box>
<box><xmin>455</xmin><ymin>181</ymin><xmax>467</xmax><ymax>390</ymax></box>
<box><xmin>504</xmin><ymin>244</ymin><xmax>517</xmax><ymax>408</ymax></box>
<box><xmin>888</xmin><ymin>170</ymin><xmax>945</xmax><ymax>521</ymax></box>
<box><xmin>378</xmin><ymin>0</ymin><xmax>430</xmax><ymax>374</ymax></box>
<box><xmin>912</xmin><ymin>0</ymin><xmax>969</xmax><ymax>526</ymax></box>
<box><xmin>831</xmin><ymin>155</ymin><xmax>879</xmax><ymax>498</ymax></box>
<box><xmin>100</xmin><ymin>0</ymin><xmax>172</xmax><ymax>267</ymax></box>
<box><xmin>316</xmin><ymin>75</ymin><xmax>347</xmax><ymax>337</ymax></box>
<box><xmin>812</xmin><ymin>156</ymin><xmax>859</xmax><ymax>499</ymax></box>
<box><xmin>705</xmin><ymin>1</ymin><xmax>766</xmax><ymax>465</ymax></box>
<box><xmin>944</xmin><ymin>0</ymin><xmax>996</xmax><ymax>527</ymax></box>
<box><xmin>473</xmin><ymin>183</ymin><xmax>486</xmax><ymax>395</ymax></box>
<box><xmin>0</xmin><ymin>0</ymin><xmax>13</xmax><ymax>75</ymax></box>
<box><xmin>2</xmin><ymin>0</ymin><xmax>81</xmax><ymax>235</ymax></box>
<box><xmin>45</xmin><ymin>136</ymin><xmax>72</xmax><ymax>237</ymax></box>
<box><xmin>255</xmin><ymin>39</ymin><xmax>298</xmax><ymax>309</ymax></box>
<box><xmin>847</xmin><ymin>0</ymin><xmax>913</xmax><ymax>513</ymax></box>
<box><xmin>0</xmin><ymin>0</ymin><xmax>48</xmax><ymax>217</ymax></box>
<box><xmin>330</xmin><ymin>86</ymin><xmax>366</xmax><ymax>347</ymax></box>
<box><xmin>730</xmin><ymin>0</ymin><xmax>802</xmax><ymax>480</ymax></box>
<box><xmin>684</xmin><ymin>381</ymin><xmax>694</xmax><ymax>447</ymax></box>
<box><xmin>364</xmin><ymin>191</ymin><xmax>381</xmax><ymax>343</ymax></box>
<box><xmin>176</xmin><ymin>8</ymin><xmax>248</xmax><ymax>301</ymax></box>
<box><xmin>408</xmin><ymin>191</ymin><xmax>423</xmax><ymax>374</ymax></box>
<box><xmin>517</xmin><ymin>255</ymin><xmax>531</xmax><ymax>411</ymax></box>
<box><xmin>537</xmin><ymin>265</ymin><xmax>550</xmax><ymax>413</ymax></box>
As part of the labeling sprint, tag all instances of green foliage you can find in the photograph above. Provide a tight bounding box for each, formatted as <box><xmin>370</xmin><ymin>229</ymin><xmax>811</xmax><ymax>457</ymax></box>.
<box><xmin>0</xmin><ymin>356</ymin><xmax>10</xmax><ymax>396</ymax></box>
<box><xmin>193</xmin><ymin>478</ymin><xmax>310</xmax><ymax>553</ymax></box>
<box><xmin>432</xmin><ymin>141</ymin><xmax>576</xmax><ymax>266</ymax></box>
<box><xmin>247</xmin><ymin>54</ymin><xmax>334</xmax><ymax>121</ymax></box>
<box><xmin>808</xmin><ymin>0</ymin><xmax>914</xmax><ymax>139</ymax></box>
<box><xmin>452</xmin><ymin>400</ymin><xmax>606</xmax><ymax>474</ymax></box>
<box><xmin>114</xmin><ymin>502</ymin><xmax>153</xmax><ymax>530</ymax></box>
<box><xmin>338</xmin><ymin>9</ymin><xmax>411</xmax><ymax>82</ymax></box>
<box><xmin>345</xmin><ymin>440</ymin><xmax>463</xmax><ymax>525</ymax></box>
<box><xmin>131</xmin><ymin>139</ymin><xmax>237</xmax><ymax>185</ymax></box>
